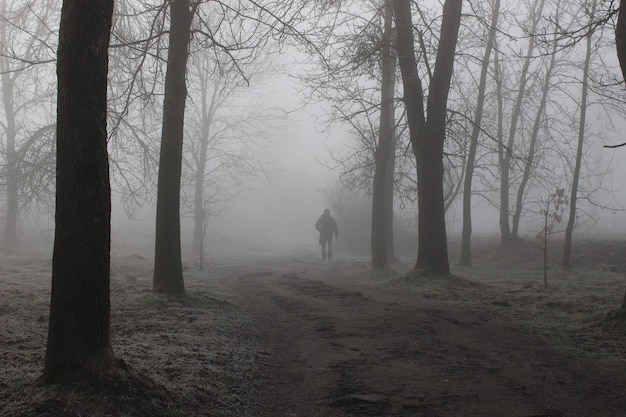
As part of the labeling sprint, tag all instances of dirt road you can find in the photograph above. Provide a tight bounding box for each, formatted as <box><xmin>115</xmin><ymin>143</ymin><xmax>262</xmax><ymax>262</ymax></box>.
<box><xmin>226</xmin><ymin>259</ymin><xmax>626</xmax><ymax>417</ymax></box>
<box><xmin>3</xmin><ymin>242</ymin><xmax>626</xmax><ymax>417</ymax></box>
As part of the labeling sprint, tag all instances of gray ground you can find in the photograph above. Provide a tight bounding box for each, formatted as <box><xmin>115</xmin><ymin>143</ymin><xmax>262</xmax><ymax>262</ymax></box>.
<box><xmin>2</xmin><ymin>239</ymin><xmax>626</xmax><ymax>416</ymax></box>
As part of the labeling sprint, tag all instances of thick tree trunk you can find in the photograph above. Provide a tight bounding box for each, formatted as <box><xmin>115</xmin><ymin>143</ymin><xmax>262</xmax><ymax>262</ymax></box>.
<box><xmin>393</xmin><ymin>0</ymin><xmax>425</xmax><ymax>266</ymax></box>
<box><xmin>460</xmin><ymin>0</ymin><xmax>500</xmax><ymax>267</ymax></box>
<box><xmin>415</xmin><ymin>134</ymin><xmax>450</xmax><ymax>274</ymax></box>
<box><xmin>371</xmin><ymin>1</ymin><xmax>396</xmax><ymax>268</ymax></box>
<box><xmin>394</xmin><ymin>0</ymin><xmax>461</xmax><ymax>275</ymax></box>
<box><xmin>154</xmin><ymin>0</ymin><xmax>192</xmax><ymax>294</ymax></box>
<box><xmin>617</xmin><ymin>1</ymin><xmax>626</xmax><ymax>84</ymax></box>
<box><xmin>563</xmin><ymin>0</ymin><xmax>596</xmax><ymax>269</ymax></box>
<box><xmin>43</xmin><ymin>0</ymin><xmax>115</xmax><ymax>384</ymax></box>
<box><xmin>371</xmin><ymin>167</ymin><xmax>388</xmax><ymax>267</ymax></box>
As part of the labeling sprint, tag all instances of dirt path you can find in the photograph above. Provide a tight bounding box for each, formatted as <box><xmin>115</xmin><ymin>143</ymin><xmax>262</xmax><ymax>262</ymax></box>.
<box><xmin>3</xmin><ymin>245</ymin><xmax>626</xmax><ymax>417</ymax></box>
<box><xmin>225</xmin><ymin>260</ymin><xmax>626</xmax><ymax>417</ymax></box>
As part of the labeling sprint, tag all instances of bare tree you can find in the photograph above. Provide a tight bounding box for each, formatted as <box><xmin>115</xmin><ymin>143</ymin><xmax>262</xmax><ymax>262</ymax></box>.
<box><xmin>184</xmin><ymin>51</ymin><xmax>278</xmax><ymax>261</ymax></box>
<box><xmin>43</xmin><ymin>0</ymin><xmax>115</xmax><ymax>383</ymax></box>
<box><xmin>467</xmin><ymin>0</ymin><xmax>623</xmax><ymax>249</ymax></box>
<box><xmin>0</xmin><ymin>0</ymin><xmax>57</xmax><ymax>253</ymax></box>
<box><xmin>153</xmin><ymin>0</ymin><xmax>193</xmax><ymax>294</ymax></box>
<box><xmin>511</xmin><ymin>0</ymin><xmax>567</xmax><ymax>240</ymax></box>
<box><xmin>459</xmin><ymin>0</ymin><xmax>501</xmax><ymax>266</ymax></box>
<box><xmin>151</xmin><ymin>1</ymin><xmax>319</xmax><ymax>293</ymax></box>
<box><xmin>498</xmin><ymin>0</ymin><xmax>546</xmax><ymax>243</ymax></box>
<box><xmin>394</xmin><ymin>0</ymin><xmax>462</xmax><ymax>274</ymax></box>
<box><xmin>371</xmin><ymin>0</ymin><xmax>397</xmax><ymax>268</ymax></box>
<box><xmin>562</xmin><ymin>0</ymin><xmax>598</xmax><ymax>269</ymax></box>
<box><xmin>298</xmin><ymin>0</ymin><xmax>402</xmax><ymax>268</ymax></box>
<box><xmin>188</xmin><ymin>59</ymin><xmax>234</xmax><ymax>258</ymax></box>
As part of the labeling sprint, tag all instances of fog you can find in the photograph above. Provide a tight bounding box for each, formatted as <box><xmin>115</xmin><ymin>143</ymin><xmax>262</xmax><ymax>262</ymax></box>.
<box><xmin>106</xmin><ymin>69</ymin><xmax>356</xmax><ymax>258</ymax></box>
<box><xmin>184</xmin><ymin>114</ymin><xmax>348</xmax><ymax>251</ymax></box>
<box><xmin>12</xmin><ymin>99</ymin><xmax>626</xmax><ymax>260</ymax></box>
<box><xmin>3</xmin><ymin>0</ymin><xmax>626</xmax><ymax>264</ymax></box>
<box><xmin>5</xmin><ymin>3</ymin><xmax>626</xmax><ymax>415</ymax></box>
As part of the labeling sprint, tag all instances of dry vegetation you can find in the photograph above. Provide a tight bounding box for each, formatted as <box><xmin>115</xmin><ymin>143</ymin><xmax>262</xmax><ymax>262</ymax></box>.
<box><xmin>1</xmin><ymin>253</ymin><xmax>265</xmax><ymax>417</ymax></box>
<box><xmin>1</xmin><ymin>237</ymin><xmax>626</xmax><ymax>416</ymax></box>
<box><xmin>387</xmin><ymin>238</ymin><xmax>626</xmax><ymax>374</ymax></box>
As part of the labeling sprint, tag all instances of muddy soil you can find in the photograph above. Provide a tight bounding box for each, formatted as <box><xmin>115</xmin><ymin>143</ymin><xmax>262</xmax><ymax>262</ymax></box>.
<box><xmin>226</xmin><ymin>259</ymin><xmax>626</xmax><ymax>417</ymax></box>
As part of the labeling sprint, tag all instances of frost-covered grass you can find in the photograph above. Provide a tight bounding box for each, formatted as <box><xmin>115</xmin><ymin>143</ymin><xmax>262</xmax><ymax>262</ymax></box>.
<box><xmin>0</xmin><ymin>252</ymin><xmax>263</xmax><ymax>417</ymax></box>
<box><xmin>2</xmin><ymin>237</ymin><xmax>626</xmax><ymax>416</ymax></box>
<box><xmin>384</xmin><ymin>238</ymin><xmax>626</xmax><ymax>366</ymax></box>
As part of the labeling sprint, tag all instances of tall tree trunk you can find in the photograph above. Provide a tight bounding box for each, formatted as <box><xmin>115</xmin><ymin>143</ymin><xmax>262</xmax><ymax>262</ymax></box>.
<box><xmin>617</xmin><ymin>1</ymin><xmax>626</xmax><ymax>84</ymax></box>
<box><xmin>43</xmin><ymin>0</ymin><xmax>115</xmax><ymax>384</ymax></box>
<box><xmin>383</xmin><ymin>2</ymin><xmax>398</xmax><ymax>262</ymax></box>
<box><xmin>153</xmin><ymin>0</ymin><xmax>192</xmax><ymax>294</ymax></box>
<box><xmin>394</xmin><ymin>0</ymin><xmax>461</xmax><ymax>275</ymax></box>
<box><xmin>371</xmin><ymin>0</ymin><xmax>397</xmax><ymax>268</ymax></box>
<box><xmin>494</xmin><ymin>45</ymin><xmax>505</xmax><ymax>238</ymax></box>
<box><xmin>384</xmin><ymin>122</ymin><xmax>397</xmax><ymax>260</ymax></box>
<box><xmin>191</xmin><ymin>133</ymin><xmax>209</xmax><ymax>256</ymax></box>
<box><xmin>0</xmin><ymin>8</ymin><xmax>18</xmax><ymax>254</ymax></box>
<box><xmin>562</xmin><ymin>0</ymin><xmax>596</xmax><ymax>269</ymax></box>
<box><xmin>499</xmin><ymin>0</ymin><xmax>545</xmax><ymax>242</ymax></box>
<box><xmin>460</xmin><ymin>0</ymin><xmax>500</xmax><ymax>266</ymax></box>
<box><xmin>192</xmin><ymin>147</ymin><xmax>207</xmax><ymax>256</ymax></box>
<box><xmin>191</xmin><ymin>72</ymin><xmax>220</xmax><ymax>257</ymax></box>
<box><xmin>512</xmin><ymin>18</ymin><xmax>560</xmax><ymax>238</ymax></box>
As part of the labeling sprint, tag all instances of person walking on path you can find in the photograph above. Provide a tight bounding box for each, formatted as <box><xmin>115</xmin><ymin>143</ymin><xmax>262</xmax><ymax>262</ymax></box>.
<box><xmin>315</xmin><ymin>209</ymin><xmax>338</xmax><ymax>261</ymax></box>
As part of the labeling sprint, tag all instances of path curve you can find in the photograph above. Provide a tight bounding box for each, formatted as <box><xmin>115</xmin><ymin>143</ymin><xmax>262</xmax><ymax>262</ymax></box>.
<box><xmin>224</xmin><ymin>259</ymin><xmax>626</xmax><ymax>417</ymax></box>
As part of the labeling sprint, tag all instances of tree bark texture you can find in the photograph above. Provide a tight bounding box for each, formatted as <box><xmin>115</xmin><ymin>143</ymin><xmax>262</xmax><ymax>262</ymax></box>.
<box><xmin>394</xmin><ymin>0</ymin><xmax>461</xmax><ymax>274</ymax></box>
<box><xmin>459</xmin><ymin>0</ymin><xmax>500</xmax><ymax>266</ymax></box>
<box><xmin>371</xmin><ymin>0</ymin><xmax>397</xmax><ymax>268</ymax></box>
<box><xmin>43</xmin><ymin>0</ymin><xmax>115</xmax><ymax>384</ymax></box>
<box><xmin>154</xmin><ymin>0</ymin><xmax>192</xmax><ymax>294</ymax></box>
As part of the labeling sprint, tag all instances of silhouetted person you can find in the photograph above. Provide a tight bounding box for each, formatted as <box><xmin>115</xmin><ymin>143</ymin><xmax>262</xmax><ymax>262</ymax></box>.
<box><xmin>315</xmin><ymin>209</ymin><xmax>338</xmax><ymax>261</ymax></box>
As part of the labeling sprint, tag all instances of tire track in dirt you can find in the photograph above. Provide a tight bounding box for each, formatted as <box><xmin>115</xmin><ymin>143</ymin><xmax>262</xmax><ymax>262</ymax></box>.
<box><xmin>229</xmin><ymin>264</ymin><xmax>626</xmax><ymax>417</ymax></box>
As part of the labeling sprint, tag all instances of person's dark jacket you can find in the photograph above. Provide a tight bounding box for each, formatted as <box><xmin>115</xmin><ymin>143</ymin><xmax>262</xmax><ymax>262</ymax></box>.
<box><xmin>315</xmin><ymin>212</ymin><xmax>338</xmax><ymax>244</ymax></box>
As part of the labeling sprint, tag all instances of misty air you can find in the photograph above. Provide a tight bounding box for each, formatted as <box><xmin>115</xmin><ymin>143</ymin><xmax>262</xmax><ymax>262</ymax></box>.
<box><xmin>3</xmin><ymin>0</ymin><xmax>626</xmax><ymax>416</ymax></box>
